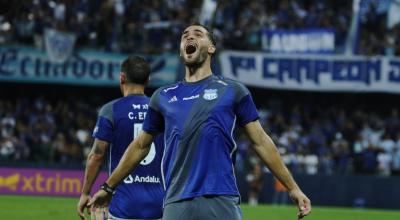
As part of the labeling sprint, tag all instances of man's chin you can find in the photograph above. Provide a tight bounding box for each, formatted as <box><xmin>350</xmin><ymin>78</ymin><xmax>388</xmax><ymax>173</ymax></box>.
<box><xmin>184</xmin><ymin>58</ymin><xmax>199</xmax><ymax>66</ymax></box>
<box><xmin>185</xmin><ymin>60</ymin><xmax>202</xmax><ymax>68</ymax></box>
<box><xmin>183</xmin><ymin>53</ymin><xmax>206</xmax><ymax>67</ymax></box>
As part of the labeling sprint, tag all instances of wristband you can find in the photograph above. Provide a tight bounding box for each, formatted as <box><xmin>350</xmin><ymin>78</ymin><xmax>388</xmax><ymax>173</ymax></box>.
<box><xmin>100</xmin><ymin>182</ymin><xmax>115</xmax><ymax>195</ymax></box>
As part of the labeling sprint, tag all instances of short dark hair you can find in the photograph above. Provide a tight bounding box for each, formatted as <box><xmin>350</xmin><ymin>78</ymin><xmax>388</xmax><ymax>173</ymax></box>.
<box><xmin>187</xmin><ymin>23</ymin><xmax>216</xmax><ymax>47</ymax></box>
<box><xmin>121</xmin><ymin>56</ymin><xmax>150</xmax><ymax>85</ymax></box>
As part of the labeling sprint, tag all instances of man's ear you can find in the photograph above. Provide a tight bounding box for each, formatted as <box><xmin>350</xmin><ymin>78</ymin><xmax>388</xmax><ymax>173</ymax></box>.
<box><xmin>208</xmin><ymin>44</ymin><xmax>216</xmax><ymax>54</ymax></box>
<box><xmin>120</xmin><ymin>72</ymin><xmax>126</xmax><ymax>84</ymax></box>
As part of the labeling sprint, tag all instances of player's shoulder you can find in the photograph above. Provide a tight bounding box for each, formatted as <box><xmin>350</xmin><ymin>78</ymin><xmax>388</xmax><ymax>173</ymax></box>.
<box><xmin>101</xmin><ymin>97</ymin><xmax>122</xmax><ymax>108</ymax></box>
<box><xmin>98</xmin><ymin>98</ymin><xmax>121</xmax><ymax>116</ymax></box>
<box><xmin>148</xmin><ymin>82</ymin><xmax>183</xmax><ymax>108</ymax></box>
<box><xmin>213</xmin><ymin>75</ymin><xmax>248</xmax><ymax>91</ymax></box>
<box><xmin>155</xmin><ymin>81</ymin><xmax>183</xmax><ymax>96</ymax></box>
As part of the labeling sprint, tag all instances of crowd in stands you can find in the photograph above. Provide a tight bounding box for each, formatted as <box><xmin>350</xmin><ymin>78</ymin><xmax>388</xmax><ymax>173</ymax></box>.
<box><xmin>0</xmin><ymin>96</ymin><xmax>97</xmax><ymax>164</ymax></box>
<box><xmin>214</xmin><ymin>0</ymin><xmax>352</xmax><ymax>52</ymax></box>
<box><xmin>1</xmin><ymin>94</ymin><xmax>400</xmax><ymax>177</ymax></box>
<box><xmin>236</xmin><ymin>95</ymin><xmax>400</xmax><ymax>177</ymax></box>
<box><xmin>1</xmin><ymin>0</ymin><xmax>399</xmax><ymax>55</ymax></box>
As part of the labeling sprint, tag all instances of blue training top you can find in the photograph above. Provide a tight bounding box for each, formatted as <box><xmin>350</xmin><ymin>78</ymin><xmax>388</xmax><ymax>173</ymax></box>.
<box><xmin>143</xmin><ymin>75</ymin><xmax>259</xmax><ymax>205</ymax></box>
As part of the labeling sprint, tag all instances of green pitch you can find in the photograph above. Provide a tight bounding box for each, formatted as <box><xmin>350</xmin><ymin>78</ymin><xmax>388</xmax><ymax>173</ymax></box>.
<box><xmin>1</xmin><ymin>195</ymin><xmax>400</xmax><ymax>220</ymax></box>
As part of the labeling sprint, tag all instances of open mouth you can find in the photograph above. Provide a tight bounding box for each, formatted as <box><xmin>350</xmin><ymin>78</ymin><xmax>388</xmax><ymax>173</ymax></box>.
<box><xmin>185</xmin><ymin>43</ymin><xmax>197</xmax><ymax>55</ymax></box>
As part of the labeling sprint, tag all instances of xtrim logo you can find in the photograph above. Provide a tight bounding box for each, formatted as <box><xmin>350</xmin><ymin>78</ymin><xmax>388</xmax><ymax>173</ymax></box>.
<box><xmin>0</xmin><ymin>173</ymin><xmax>19</xmax><ymax>191</ymax></box>
<box><xmin>0</xmin><ymin>173</ymin><xmax>81</xmax><ymax>193</ymax></box>
<box><xmin>0</xmin><ymin>168</ymin><xmax>108</xmax><ymax>196</ymax></box>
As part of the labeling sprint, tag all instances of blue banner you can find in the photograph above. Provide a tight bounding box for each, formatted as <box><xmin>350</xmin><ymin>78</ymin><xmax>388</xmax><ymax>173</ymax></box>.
<box><xmin>0</xmin><ymin>46</ymin><xmax>178</xmax><ymax>87</ymax></box>
<box><xmin>261</xmin><ymin>29</ymin><xmax>335</xmax><ymax>54</ymax></box>
<box><xmin>220</xmin><ymin>51</ymin><xmax>400</xmax><ymax>93</ymax></box>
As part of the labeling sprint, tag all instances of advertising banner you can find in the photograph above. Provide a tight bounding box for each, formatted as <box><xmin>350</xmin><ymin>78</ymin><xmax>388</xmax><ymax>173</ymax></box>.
<box><xmin>0</xmin><ymin>168</ymin><xmax>107</xmax><ymax>197</ymax></box>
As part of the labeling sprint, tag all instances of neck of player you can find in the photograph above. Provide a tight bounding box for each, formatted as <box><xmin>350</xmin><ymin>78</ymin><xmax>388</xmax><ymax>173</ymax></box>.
<box><xmin>123</xmin><ymin>84</ymin><xmax>145</xmax><ymax>97</ymax></box>
<box><xmin>185</xmin><ymin>57</ymin><xmax>212</xmax><ymax>82</ymax></box>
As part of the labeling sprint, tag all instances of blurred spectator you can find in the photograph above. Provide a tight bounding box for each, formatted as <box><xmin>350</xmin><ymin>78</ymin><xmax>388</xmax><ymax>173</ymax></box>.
<box><xmin>272</xmin><ymin>178</ymin><xmax>288</xmax><ymax>205</ymax></box>
<box><xmin>361</xmin><ymin>145</ymin><xmax>378</xmax><ymax>174</ymax></box>
<box><xmin>246</xmin><ymin>163</ymin><xmax>264</xmax><ymax>206</ymax></box>
<box><xmin>304</xmin><ymin>154</ymin><xmax>319</xmax><ymax>175</ymax></box>
<box><xmin>392</xmin><ymin>140</ymin><xmax>400</xmax><ymax>175</ymax></box>
<box><xmin>331</xmin><ymin>133</ymin><xmax>350</xmax><ymax>174</ymax></box>
<box><xmin>377</xmin><ymin>150</ymin><xmax>392</xmax><ymax>176</ymax></box>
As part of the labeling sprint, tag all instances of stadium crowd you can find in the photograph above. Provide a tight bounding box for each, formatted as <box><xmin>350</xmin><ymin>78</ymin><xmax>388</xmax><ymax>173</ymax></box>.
<box><xmin>1</xmin><ymin>0</ymin><xmax>399</xmax><ymax>55</ymax></box>
<box><xmin>0</xmin><ymin>96</ymin><xmax>97</xmax><ymax>164</ymax></box>
<box><xmin>236</xmin><ymin>98</ymin><xmax>400</xmax><ymax>177</ymax></box>
<box><xmin>1</xmin><ymin>95</ymin><xmax>400</xmax><ymax>176</ymax></box>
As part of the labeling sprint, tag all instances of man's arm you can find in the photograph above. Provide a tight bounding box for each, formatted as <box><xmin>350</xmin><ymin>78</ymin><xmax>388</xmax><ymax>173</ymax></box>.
<box><xmin>105</xmin><ymin>131</ymin><xmax>155</xmax><ymax>188</ymax></box>
<box><xmin>77</xmin><ymin>139</ymin><xmax>109</xmax><ymax>220</ymax></box>
<box><xmin>244</xmin><ymin>121</ymin><xmax>298</xmax><ymax>191</ymax></box>
<box><xmin>88</xmin><ymin>131</ymin><xmax>155</xmax><ymax>208</ymax></box>
<box><xmin>82</xmin><ymin>139</ymin><xmax>109</xmax><ymax>194</ymax></box>
<box><xmin>244</xmin><ymin>120</ymin><xmax>311</xmax><ymax>219</ymax></box>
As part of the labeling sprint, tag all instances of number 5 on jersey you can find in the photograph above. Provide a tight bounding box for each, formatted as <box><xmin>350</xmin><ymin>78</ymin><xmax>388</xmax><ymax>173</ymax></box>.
<box><xmin>134</xmin><ymin>123</ymin><xmax>156</xmax><ymax>165</ymax></box>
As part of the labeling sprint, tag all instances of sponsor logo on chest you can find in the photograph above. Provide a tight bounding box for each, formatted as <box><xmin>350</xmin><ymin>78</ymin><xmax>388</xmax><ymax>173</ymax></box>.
<box><xmin>183</xmin><ymin>94</ymin><xmax>199</xmax><ymax>101</ymax></box>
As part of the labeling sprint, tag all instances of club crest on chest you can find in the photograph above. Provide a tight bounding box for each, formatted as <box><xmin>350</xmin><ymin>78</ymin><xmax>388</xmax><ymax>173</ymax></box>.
<box><xmin>203</xmin><ymin>89</ymin><xmax>218</xmax><ymax>100</ymax></box>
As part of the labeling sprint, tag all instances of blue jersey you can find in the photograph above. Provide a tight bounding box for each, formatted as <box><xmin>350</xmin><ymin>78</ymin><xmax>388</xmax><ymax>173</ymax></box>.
<box><xmin>92</xmin><ymin>95</ymin><xmax>164</xmax><ymax>219</ymax></box>
<box><xmin>143</xmin><ymin>75</ymin><xmax>259</xmax><ymax>205</ymax></box>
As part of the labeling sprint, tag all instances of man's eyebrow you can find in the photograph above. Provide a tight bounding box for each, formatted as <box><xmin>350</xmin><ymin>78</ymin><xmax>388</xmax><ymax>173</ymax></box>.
<box><xmin>193</xmin><ymin>29</ymin><xmax>205</xmax><ymax>34</ymax></box>
<box><xmin>181</xmin><ymin>29</ymin><xmax>205</xmax><ymax>35</ymax></box>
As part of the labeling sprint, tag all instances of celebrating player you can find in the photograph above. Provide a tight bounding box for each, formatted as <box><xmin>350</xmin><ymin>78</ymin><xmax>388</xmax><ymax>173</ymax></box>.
<box><xmin>77</xmin><ymin>56</ymin><xmax>164</xmax><ymax>220</ymax></box>
<box><xmin>88</xmin><ymin>24</ymin><xmax>311</xmax><ymax>220</ymax></box>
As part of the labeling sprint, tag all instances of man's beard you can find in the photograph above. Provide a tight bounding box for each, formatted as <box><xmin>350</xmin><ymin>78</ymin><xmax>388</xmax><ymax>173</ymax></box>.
<box><xmin>184</xmin><ymin>50</ymin><xmax>207</xmax><ymax>68</ymax></box>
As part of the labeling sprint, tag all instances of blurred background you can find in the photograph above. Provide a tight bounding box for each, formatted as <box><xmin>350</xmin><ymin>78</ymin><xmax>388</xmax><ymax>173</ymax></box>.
<box><xmin>1</xmin><ymin>0</ymin><xmax>400</xmax><ymax>219</ymax></box>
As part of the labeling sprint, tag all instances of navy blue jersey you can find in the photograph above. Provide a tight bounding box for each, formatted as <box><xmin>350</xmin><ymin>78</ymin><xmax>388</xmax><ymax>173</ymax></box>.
<box><xmin>92</xmin><ymin>95</ymin><xmax>164</xmax><ymax>219</ymax></box>
<box><xmin>143</xmin><ymin>75</ymin><xmax>259</xmax><ymax>205</ymax></box>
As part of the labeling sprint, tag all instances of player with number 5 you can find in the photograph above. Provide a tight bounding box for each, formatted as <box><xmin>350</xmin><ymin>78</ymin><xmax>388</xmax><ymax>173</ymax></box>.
<box><xmin>77</xmin><ymin>56</ymin><xmax>164</xmax><ymax>220</ymax></box>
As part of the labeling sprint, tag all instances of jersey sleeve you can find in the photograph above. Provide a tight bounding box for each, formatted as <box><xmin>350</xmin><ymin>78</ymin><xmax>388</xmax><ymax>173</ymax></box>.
<box><xmin>233</xmin><ymin>82</ymin><xmax>259</xmax><ymax>126</ymax></box>
<box><xmin>143</xmin><ymin>89</ymin><xmax>165</xmax><ymax>134</ymax></box>
<box><xmin>92</xmin><ymin>102</ymin><xmax>114</xmax><ymax>142</ymax></box>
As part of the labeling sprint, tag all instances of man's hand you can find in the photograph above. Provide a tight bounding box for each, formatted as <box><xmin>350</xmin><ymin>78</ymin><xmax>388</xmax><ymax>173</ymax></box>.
<box><xmin>77</xmin><ymin>194</ymin><xmax>91</xmax><ymax>220</ymax></box>
<box><xmin>289</xmin><ymin>188</ymin><xmax>312</xmax><ymax>219</ymax></box>
<box><xmin>91</xmin><ymin>206</ymin><xmax>109</xmax><ymax>220</ymax></box>
<box><xmin>88</xmin><ymin>189</ymin><xmax>112</xmax><ymax>209</ymax></box>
